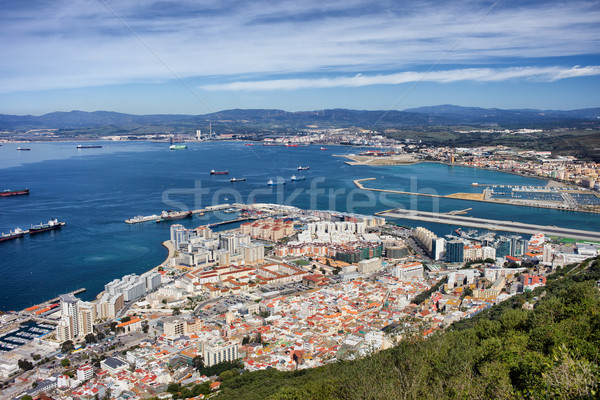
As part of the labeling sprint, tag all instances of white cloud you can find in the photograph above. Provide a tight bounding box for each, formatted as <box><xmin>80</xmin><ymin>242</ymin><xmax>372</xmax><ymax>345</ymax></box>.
<box><xmin>200</xmin><ymin>66</ymin><xmax>600</xmax><ymax>91</ymax></box>
<box><xmin>0</xmin><ymin>0</ymin><xmax>599</xmax><ymax>93</ymax></box>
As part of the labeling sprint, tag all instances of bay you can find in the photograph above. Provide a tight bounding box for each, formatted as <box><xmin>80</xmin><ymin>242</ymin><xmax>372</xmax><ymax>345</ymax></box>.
<box><xmin>0</xmin><ymin>141</ymin><xmax>598</xmax><ymax>311</ymax></box>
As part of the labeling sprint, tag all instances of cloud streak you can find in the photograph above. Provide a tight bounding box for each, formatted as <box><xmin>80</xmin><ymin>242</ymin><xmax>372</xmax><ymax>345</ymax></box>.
<box><xmin>0</xmin><ymin>1</ymin><xmax>599</xmax><ymax>90</ymax></box>
<box><xmin>201</xmin><ymin>66</ymin><xmax>600</xmax><ymax>91</ymax></box>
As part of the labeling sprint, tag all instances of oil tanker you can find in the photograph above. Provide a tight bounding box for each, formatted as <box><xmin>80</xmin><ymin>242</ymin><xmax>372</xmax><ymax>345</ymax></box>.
<box><xmin>1</xmin><ymin>189</ymin><xmax>29</xmax><ymax>197</ymax></box>
<box><xmin>29</xmin><ymin>219</ymin><xmax>65</xmax><ymax>234</ymax></box>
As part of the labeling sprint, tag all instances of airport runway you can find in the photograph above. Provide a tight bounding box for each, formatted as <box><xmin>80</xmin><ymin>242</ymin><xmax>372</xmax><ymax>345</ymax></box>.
<box><xmin>377</xmin><ymin>209</ymin><xmax>600</xmax><ymax>241</ymax></box>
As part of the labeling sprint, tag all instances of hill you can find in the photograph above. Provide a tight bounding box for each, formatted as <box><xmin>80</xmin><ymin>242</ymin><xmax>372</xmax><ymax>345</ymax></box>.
<box><xmin>1</xmin><ymin>106</ymin><xmax>599</xmax><ymax>131</ymax></box>
<box><xmin>210</xmin><ymin>258</ymin><xmax>600</xmax><ymax>400</ymax></box>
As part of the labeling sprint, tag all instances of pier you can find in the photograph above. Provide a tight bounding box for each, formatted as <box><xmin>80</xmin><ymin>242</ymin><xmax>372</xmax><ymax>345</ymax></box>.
<box><xmin>208</xmin><ymin>216</ymin><xmax>258</xmax><ymax>228</ymax></box>
<box><xmin>377</xmin><ymin>209</ymin><xmax>600</xmax><ymax>241</ymax></box>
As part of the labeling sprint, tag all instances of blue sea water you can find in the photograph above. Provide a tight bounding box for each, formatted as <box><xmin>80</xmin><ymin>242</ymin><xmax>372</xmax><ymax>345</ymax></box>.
<box><xmin>1</xmin><ymin>141</ymin><xmax>599</xmax><ymax>311</ymax></box>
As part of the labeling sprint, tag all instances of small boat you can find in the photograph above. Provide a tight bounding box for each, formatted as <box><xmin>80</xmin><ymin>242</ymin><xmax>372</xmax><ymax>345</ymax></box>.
<box><xmin>320</xmin><ymin>147</ymin><xmax>328</xmax><ymax>150</ymax></box>
<box><xmin>244</xmin><ymin>143</ymin><xmax>255</xmax><ymax>146</ymax></box>
<box><xmin>290</xmin><ymin>175</ymin><xmax>305</xmax><ymax>181</ymax></box>
<box><xmin>0</xmin><ymin>227</ymin><xmax>27</xmax><ymax>242</ymax></box>
<box><xmin>0</xmin><ymin>189</ymin><xmax>29</xmax><ymax>197</ymax></box>
<box><xmin>17</xmin><ymin>147</ymin><xmax>31</xmax><ymax>151</ymax></box>
<box><xmin>77</xmin><ymin>144</ymin><xmax>102</xmax><ymax>149</ymax></box>
<box><xmin>230</xmin><ymin>177</ymin><xmax>246</xmax><ymax>182</ymax></box>
<box><xmin>297</xmin><ymin>166</ymin><xmax>309</xmax><ymax>170</ymax></box>
<box><xmin>169</xmin><ymin>144</ymin><xmax>187</xmax><ymax>150</ymax></box>
<box><xmin>210</xmin><ymin>170</ymin><xmax>229</xmax><ymax>175</ymax></box>
<box><xmin>29</xmin><ymin>219</ymin><xmax>65</xmax><ymax>234</ymax></box>
<box><xmin>267</xmin><ymin>179</ymin><xmax>286</xmax><ymax>186</ymax></box>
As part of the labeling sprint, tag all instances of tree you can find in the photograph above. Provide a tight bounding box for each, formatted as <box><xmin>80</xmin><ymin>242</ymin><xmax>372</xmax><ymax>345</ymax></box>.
<box><xmin>142</xmin><ymin>323</ymin><xmax>149</xmax><ymax>334</ymax></box>
<box><xmin>173</xmin><ymin>308</ymin><xmax>181</xmax><ymax>316</ymax></box>
<box><xmin>109</xmin><ymin>322</ymin><xmax>118</xmax><ymax>332</ymax></box>
<box><xmin>96</xmin><ymin>331</ymin><xmax>105</xmax><ymax>341</ymax></box>
<box><xmin>192</xmin><ymin>355</ymin><xmax>205</xmax><ymax>372</ymax></box>
<box><xmin>167</xmin><ymin>383</ymin><xmax>181</xmax><ymax>393</ymax></box>
<box><xmin>61</xmin><ymin>358</ymin><xmax>71</xmax><ymax>367</ymax></box>
<box><xmin>18</xmin><ymin>359</ymin><xmax>33</xmax><ymax>371</ymax></box>
<box><xmin>120</xmin><ymin>316</ymin><xmax>131</xmax><ymax>323</ymax></box>
<box><xmin>61</xmin><ymin>340</ymin><xmax>74</xmax><ymax>354</ymax></box>
<box><xmin>32</xmin><ymin>354</ymin><xmax>41</xmax><ymax>361</ymax></box>
<box><xmin>242</xmin><ymin>336</ymin><xmax>249</xmax><ymax>345</ymax></box>
<box><xmin>85</xmin><ymin>333</ymin><xmax>97</xmax><ymax>343</ymax></box>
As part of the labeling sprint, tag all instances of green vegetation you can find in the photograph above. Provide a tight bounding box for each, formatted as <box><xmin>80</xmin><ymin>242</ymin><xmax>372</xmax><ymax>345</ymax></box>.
<box><xmin>197</xmin><ymin>359</ymin><xmax>244</xmax><ymax>378</ymax></box>
<box><xmin>293</xmin><ymin>259</ymin><xmax>309</xmax><ymax>266</ymax></box>
<box><xmin>18</xmin><ymin>359</ymin><xmax>33</xmax><ymax>371</ymax></box>
<box><xmin>412</xmin><ymin>276</ymin><xmax>447</xmax><ymax>305</ymax></box>
<box><xmin>214</xmin><ymin>257</ymin><xmax>600</xmax><ymax>399</ymax></box>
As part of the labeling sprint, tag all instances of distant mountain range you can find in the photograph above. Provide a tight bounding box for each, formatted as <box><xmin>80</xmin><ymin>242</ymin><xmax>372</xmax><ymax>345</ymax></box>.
<box><xmin>1</xmin><ymin>105</ymin><xmax>599</xmax><ymax>131</ymax></box>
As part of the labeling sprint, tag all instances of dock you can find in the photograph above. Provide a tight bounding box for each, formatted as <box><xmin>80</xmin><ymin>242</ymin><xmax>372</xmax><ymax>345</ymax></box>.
<box><xmin>376</xmin><ymin>209</ymin><xmax>600</xmax><ymax>241</ymax></box>
<box><xmin>209</xmin><ymin>216</ymin><xmax>258</xmax><ymax>228</ymax></box>
<box><xmin>46</xmin><ymin>288</ymin><xmax>86</xmax><ymax>304</ymax></box>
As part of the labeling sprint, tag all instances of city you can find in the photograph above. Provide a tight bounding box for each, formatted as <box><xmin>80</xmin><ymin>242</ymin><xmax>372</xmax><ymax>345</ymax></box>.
<box><xmin>1</xmin><ymin>200</ymin><xmax>597</xmax><ymax>399</ymax></box>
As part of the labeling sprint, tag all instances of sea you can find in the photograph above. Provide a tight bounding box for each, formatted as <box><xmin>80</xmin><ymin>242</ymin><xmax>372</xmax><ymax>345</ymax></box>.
<box><xmin>1</xmin><ymin>141</ymin><xmax>599</xmax><ymax>311</ymax></box>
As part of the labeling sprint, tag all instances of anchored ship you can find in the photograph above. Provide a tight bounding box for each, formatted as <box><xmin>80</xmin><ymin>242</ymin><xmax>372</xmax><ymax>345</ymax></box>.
<box><xmin>297</xmin><ymin>166</ymin><xmax>309</xmax><ymax>170</ymax></box>
<box><xmin>169</xmin><ymin>144</ymin><xmax>187</xmax><ymax>150</ymax></box>
<box><xmin>1</xmin><ymin>189</ymin><xmax>29</xmax><ymax>197</ymax></box>
<box><xmin>29</xmin><ymin>219</ymin><xmax>65</xmax><ymax>234</ymax></box>
<box><xmin>77</xmin><ymin>145</ymin><xmax>102</xmax><ymax>149</ymax></box>
<box><xmin>16</xmin><ymin>147</ymin><xmax>31</xmax><ymax>151</ymax></box>
<box><xmin>290</xmin><ymin>175</ymin><xmax>305</xmax><ymax>181</ymax></box>
<box><xmin>267</xmin><ymin>179</ymin><xmax>286</xmax><ymax>186</ymax></box>
<box><xmin>210</xmin><ymin>170</ymin><xmax>229</xmax><ymax>175</ymax></box>
<box><xmin>0</xmin><ymin>227</ymin><xmax>27</xmax><ymax>242</ymax></box>
<box><xmin>126</xmin><ymin>214</ymin><xmax>160</xmax><ymax>224</ymax></box>
<box><xmin>230</xmin><ymin>177</ymin><xmax>246</xmax><ymax>182</ymax></box>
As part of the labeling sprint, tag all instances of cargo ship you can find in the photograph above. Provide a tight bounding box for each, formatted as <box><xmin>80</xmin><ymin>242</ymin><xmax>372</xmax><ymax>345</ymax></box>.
<box><xmin>156</xmin><ymin>210</ymin><xmax>193</xmax><ymax>222</ymax></box>
<box><xmin>29</xmin><ymin>219</ymin><xmax>65</xmax><ymax>234</ymax></box>
<box><xmin>125</xmin><ymin>214</ymin><xmax>159</xmax><ymax>224</ymax></box>
<box><xmin>169</xmin><ymin>144</ymin><xmax>187</xmax><ymax>150</ymax></box>
<box><xmin>0</xmin><ymin>227</ymin><xmax>27</xmax><ymax>242</ymax></box>
<box><xmin>16</xmin><ymin>147</ymin><xmax>31</xmax><ymax>151</ymax></box>
<box><xmin>230</xmin><ymin>177</ymin><xmax>246</xmax><ymax>182</ymax></box>
<box><xmin>77</xmin><ymin>144</ymin><xmax>102</xmax><ymax>149</ymax></box>
<box><xmin>290</xmin><ymin>175</ymin><xmax>305</xmax><ymax>181</ymax></box>
<box><xmin>297</xmin><ymin>166</ymin><xmax>309</xmax><ymax>170</ymax></box>
<box><xmin>267</xmin><ymin>179</ymin><xmax>286</xmax><ymax>186</ymax></box>
<box><xmin>210</xmin><ymin>170</ymin><xmax>229</xmax><ymax>175</ymax></box>
<box><xmin>285</xmin><ymin>143</ymin><xmax>298</xmax><ymax>147</ymax></box>
<box><xmin>1</xmin><ymin>188</ymin><xmax>29</xmax><ymax>197</ymax></box>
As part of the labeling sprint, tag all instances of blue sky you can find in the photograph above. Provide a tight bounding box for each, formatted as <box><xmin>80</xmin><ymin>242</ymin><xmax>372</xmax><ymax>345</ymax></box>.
<box><xmin>0</xmin><ymin>0</ymin><xmax>599</xmax><ymax>115</ymax></box>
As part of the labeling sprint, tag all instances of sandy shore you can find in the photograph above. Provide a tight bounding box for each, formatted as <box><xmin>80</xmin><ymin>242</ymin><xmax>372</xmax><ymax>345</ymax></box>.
<box><xmin>334</xmin><ymin>153</ymin><xmax>419</xmax><ymax>165</ymax></box>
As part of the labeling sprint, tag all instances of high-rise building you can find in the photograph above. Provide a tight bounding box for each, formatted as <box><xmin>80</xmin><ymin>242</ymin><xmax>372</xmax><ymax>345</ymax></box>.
<box><xmin>446</xmin><ymin>240</ymin><xmax>464</xmax><ymax>263</ymax></box>
<box><xmin>56</xmin><ymin>295</ymin><xmax>96</xmax><ymax>342</ymax></box>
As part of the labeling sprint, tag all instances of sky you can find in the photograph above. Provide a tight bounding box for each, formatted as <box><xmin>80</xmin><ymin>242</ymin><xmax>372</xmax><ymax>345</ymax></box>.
<box><xmin>0</xmin><ymin>0</ymin><xmax>599</xmax><ymax>115</ymax></box>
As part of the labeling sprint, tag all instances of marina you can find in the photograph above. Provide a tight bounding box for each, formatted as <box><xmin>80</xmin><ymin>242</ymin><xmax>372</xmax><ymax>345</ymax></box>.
<box><xmin>0</xmin><ymin>321</ymin><xmax>54</xmax><ymax>352</ymax></box>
